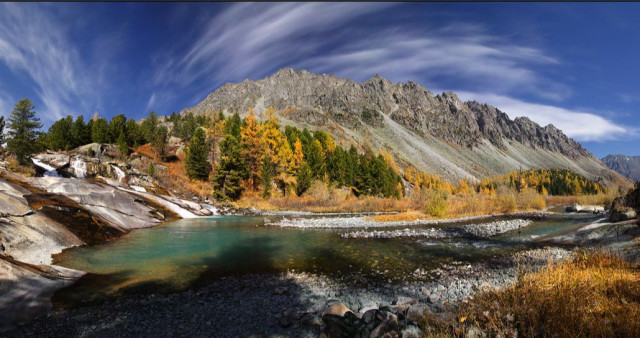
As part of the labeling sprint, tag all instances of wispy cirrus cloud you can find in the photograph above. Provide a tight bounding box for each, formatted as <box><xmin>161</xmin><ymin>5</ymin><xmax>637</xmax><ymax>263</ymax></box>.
<box><xmin>145</xmin><ymin>93</ymin><xmax>157</xmax><ymax>113</ymax></box>
<box><xmin>153</xmin><ymin>2</ymin><xmax>395</xmax><ymax>101</ymax></box>
<box><xmin>0</xmin><ymin>4</ymin><xmax>82</xmax><ymax>121</ymax></box>
<box><xmin>154</xmin><ymin>3</ymin><xmax>570</xmax><ymax>103</ymax></box>
<box><xmin>0</xmin><ymin>3</ymin><xmax>125</xmax><ymax>123</ymax></box>
<box><xmin>150</xmin><ymin>2</ymin><xmax>630</xmax><ymax>142</ymax></box>
<box><xmin>297</xmin><ymin>24</ymin><xmax>571</xmax><ymax>102</ymax></box>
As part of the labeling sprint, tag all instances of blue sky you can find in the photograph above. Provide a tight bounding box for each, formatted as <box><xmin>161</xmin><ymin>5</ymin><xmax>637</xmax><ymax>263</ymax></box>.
<box><xmin>0</xmin><ymin>2</ymin><xmax>638</xmax><ymax>157</ymax></box>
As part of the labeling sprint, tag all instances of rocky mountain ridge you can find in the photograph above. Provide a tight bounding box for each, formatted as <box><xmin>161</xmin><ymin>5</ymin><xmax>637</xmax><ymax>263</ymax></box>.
<box><xmin>181</xmin><ymin>68</ymin><xmax>623</xmax><ymax>185</ymax></box>
<box><xmin>602</xmin><ymin>154</ymin><xmax>640</xmax><ymax>182</ymax></box>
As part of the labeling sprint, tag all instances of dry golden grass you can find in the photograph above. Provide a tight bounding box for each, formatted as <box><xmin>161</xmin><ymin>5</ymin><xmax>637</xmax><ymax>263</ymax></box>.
<box><xmin>236</xmin><ymin>186</ymin><xmax>551</xmax><ymax>219</ymax></box>
<box><xmin>366</xmin><ymin>210</ymin><xmax>427</xmax><ymax>222</ymax></box>
<box><xmin>545</xmin><ymin>189</ymin><xmax>620</xmax><ymax>208</ymax></box>
<box><xmin>444</xmin><ymin>252</ymin><xmax>640</xmax><ymax>337</ymax></box>
<box><xmin>134</xmin><ymin>144</ymin><xmax>213</xmax><ymax>198</ymax></box>
<box><xmin>5</xmin><ymin>156</ymin><xmax>36</xmax><ymax>177</ymax></box>
<box><xmin>235</xmin><ymin>189</ymin><xmax>410</xmax><ymax>213</ymax></box>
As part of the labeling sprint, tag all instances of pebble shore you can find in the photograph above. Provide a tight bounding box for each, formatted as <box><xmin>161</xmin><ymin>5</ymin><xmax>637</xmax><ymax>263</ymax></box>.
<box><xmin>266</xmin><ymin>211</ymin><xmax>549</xmax><ymax>229</ymax></box>
<box><xmin>5</xmin><ymin>247</ymin><xmax>571</xmax><ymax>337</ymax></box>
<box><xmin>341</xmin><ymin>219</ymin><xmax>533</xmax><ymax>239</ymax></box>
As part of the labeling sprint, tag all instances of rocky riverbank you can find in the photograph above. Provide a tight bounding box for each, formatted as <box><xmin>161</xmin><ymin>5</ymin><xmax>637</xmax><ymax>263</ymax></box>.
<box><xmin>341</xmin><ymin>219</ymin><xmax>532</xmax><ymax>239</ymax></box>
<box><xmin>265</xmin><ymin>211</ymin><xmax>549</xmax><ymax>229</ymax></box>
<box><xmin>4</xmin><ymin>247</ymin><xmax>573</xmax><ymax>337</ymax></box>
<box><xmin>0</xmin><ymin>163</ymin><xmax>219</xmax><ymax>331</ymax></box>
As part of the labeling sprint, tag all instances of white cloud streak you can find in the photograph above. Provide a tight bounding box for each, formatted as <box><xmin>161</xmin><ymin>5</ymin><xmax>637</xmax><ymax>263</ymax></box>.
<box><xmin>154</xmin><ymin>3</ymin><xmax>394</xmax><ymax>91</ymax></box>
<box><xmin>145</xmin><ymin>93</ymin><xmax>157</xmax><ymax>113</ymax></box>
<box><xmin>151</xmin><ymin>2</ymin><xmax>631</xmax><ymax>141</ymax></box>
<box><xmin>456</xmin><ymin>91</ymin><xmax>630</xmax><ymax>142</ymax></box>
<box><xmin>155</xmin><ymin>4</ymin><xmax>570</xmax><ymax>103</ymax></box>
<box><xmin>0</xmin><ymin>3</ymin><xmax>121</xmax><ymax>123</ymax></box>
<box><xmin>0</xmin><ymin>2</ymin><xmax>632</xmax><ymax>144</ymax></box>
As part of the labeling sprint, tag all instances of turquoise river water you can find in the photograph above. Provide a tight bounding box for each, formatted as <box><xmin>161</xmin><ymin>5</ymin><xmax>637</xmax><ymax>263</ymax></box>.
<box><xmin>52</xmin><ymin>213</ymin><xmax>597</xmax><ymax>305</ymax></box>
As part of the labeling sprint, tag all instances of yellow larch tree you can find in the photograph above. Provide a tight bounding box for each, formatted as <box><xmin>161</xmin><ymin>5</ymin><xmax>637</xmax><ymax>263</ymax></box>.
<box><xmin>293</xmin><ymin>138</ymin><xmax>304</xmax><ymax>171</ymax></box>
<box><xmin>261</xmin><ymin>107</ymin><xmax>282</xmax><ymax>165</ymax></box>
<box><xmin>240</xmin><ymin>109</ymin><xmax>264</xmax><ymax>190</ymax></box>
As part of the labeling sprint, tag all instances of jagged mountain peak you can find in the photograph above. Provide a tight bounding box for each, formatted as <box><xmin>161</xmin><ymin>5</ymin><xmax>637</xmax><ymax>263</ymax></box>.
<box><xmin>180</xmin><ymin>68</ymin><xmax>622</xmax><ymax>184</ymax></box>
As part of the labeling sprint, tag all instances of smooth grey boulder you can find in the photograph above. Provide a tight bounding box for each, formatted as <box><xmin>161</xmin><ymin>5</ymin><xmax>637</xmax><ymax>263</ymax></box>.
<box><xmin>27</xmin><ymin>177</ymin><xmax>163</xmax><ymax>230</ymax></box>
<box><xmin>610</xmin><ymin>209</ymin><xmax>637</xmax><ymax>222</ymax></box>
<box><xmin>33</xmin><ymin>153</ymin><xmax>70</xmax><ymax>169</ymax></box>
<box><xmin>566</xmin><ymin>203</ymin><xmax>605</xmax><ymax>213</ymax></box>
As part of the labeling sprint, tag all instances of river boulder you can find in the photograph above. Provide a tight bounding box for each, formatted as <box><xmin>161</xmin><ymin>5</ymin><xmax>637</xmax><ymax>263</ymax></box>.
<box><xmin>566</xmin><ymin>203</ymin><xmax>605</xmax><ymax>214</ymax></box>
<box><xmin>610</xmin><ymin>209</ymin><xmax>637</xmax><ymax>222</ymax></box>
<box><xmin>610</xmin><ymin>182</ymin><xmax>640</xmax><ymax>222</ymax></box>
<box><xmin>32</xmin><ymin>153</ymin><xmax>70</xmax><ymax>169</ymax></box>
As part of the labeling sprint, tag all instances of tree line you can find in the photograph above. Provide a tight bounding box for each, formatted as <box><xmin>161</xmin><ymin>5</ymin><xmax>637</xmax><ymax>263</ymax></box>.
<box><xmin>2</xmin><ymin>97</ymin><xmax>604</xmax><ymax>202</ymax></box>
<box><xmin>209</xmin><ymin>108</ymin><xmax>404</xmax><ymax>201</ymax></box>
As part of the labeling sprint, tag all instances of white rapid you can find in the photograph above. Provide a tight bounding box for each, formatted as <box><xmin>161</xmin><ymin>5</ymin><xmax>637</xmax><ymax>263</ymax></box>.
<box><xmin>111</xmin><ymin>165</ymin><xmax>125</xmax><ymax>182</ymax></box>
<box><xmin>31</xmin><ymin>158</ymin><xmax>61</xmax><ymax>177</ymax></box>
<box><xmin>70</xmin><ymin>158</ymin><xmax>87</xmax><ymax>178</ymax></box>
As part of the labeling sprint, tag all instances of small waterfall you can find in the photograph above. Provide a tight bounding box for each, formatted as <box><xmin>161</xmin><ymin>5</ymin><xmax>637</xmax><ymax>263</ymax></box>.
<box><xmin>70</xmin><ymin>158</ymin><xmax>87</xmax><ymax>178</ymax></box>
<box><xmin>111</xmin><ymin>165</ymin><xmax>125</xmax><ymax>182</ymax></box>
<box><xmin>31</xmin><ymin>158</ymin><xmax>61</xmax><ymax>177</ymax></box>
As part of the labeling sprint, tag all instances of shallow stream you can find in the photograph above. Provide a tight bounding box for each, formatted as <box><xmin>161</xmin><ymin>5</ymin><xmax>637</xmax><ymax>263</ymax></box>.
<box><xmin>52</xmin><ymin>213</ymin><xmax>598</xmax><ymax>306</ymax></box>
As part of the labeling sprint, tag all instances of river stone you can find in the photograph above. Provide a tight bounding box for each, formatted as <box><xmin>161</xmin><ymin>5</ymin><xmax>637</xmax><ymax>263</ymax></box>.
<box><xmin>566</xmin><ymin>203</ymin><xmax>605</xmax><ymax>213</ymax></box>
<box><xmin>394</xmin><ymin>296</ymin><xmax>416</xmax><ymax>306</ymax></box>
<box><xmin>465</xmin><ymin>326</ymin><xmax>487</xmax><ymax>338</ymax></box>
<box><xmin>402</xmin><ymin>325</ymin><xmax>423</xmax><ymax>338</ymax></box>
<box><xmin>322</xmin><ymin>314</ymin><xmax>357</xmax><ymax>337</ymax></box>
<box><xmin>611</xmin><ymin>209</ymin><xmax>637</xmax><ymax>222</ymax></box>
<box><xmin>369</xmin><ymin>311</ymin><xmax>398</xmax><ymax>338</ymax></box>
<box><xmin>33</xmin><ymin>153</ymin><xmax>70</xmax><ymax>169</ymax></box>
<box><xmin>428</xmin><ymin>293</ymin><xmax>440</xmax><ymax>304</ymax></box>
<box><xmin>406</xmin><ymin>303</ymin><xmax>431</xmax><ymax>324</ymax></box>
<box><xmin>322</xmin><ymin>303</ymin><xmax>352</xmax><ymax>317</ymax></box>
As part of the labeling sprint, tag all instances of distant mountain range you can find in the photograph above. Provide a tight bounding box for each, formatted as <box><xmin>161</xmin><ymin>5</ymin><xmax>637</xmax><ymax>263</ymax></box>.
<box><xmin>602</xmin><ymin>155</ymin><xmax>640</xmax><ymax>182</ymax></box>
<box><xmin>181</xmin><ymin>68</ymin><xmax>627</xmax><ymax>186</ymax></box>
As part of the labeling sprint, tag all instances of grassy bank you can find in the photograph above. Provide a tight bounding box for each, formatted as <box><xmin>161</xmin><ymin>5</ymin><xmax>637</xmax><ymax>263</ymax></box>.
<box><xmin>426</xmin><ymin>252</ymin><xmax>640</xmax><ymax>337</ymax></box>
<box><xmin>234</xmin><ymin>182</ymin><xmax>619</xmax><ymax>220</ymax></box>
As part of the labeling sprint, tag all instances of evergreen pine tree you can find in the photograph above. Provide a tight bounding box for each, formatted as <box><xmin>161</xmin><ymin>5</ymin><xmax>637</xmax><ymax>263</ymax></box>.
<box><xmin>212</xmin><ymin>135</ymin><xmax>246</xmax><ymax>201</ymax></box>
<box><xmin>6</xmin><ymin>98</ymin><xmax>42</xmax><ymax>164</ymax></box>
<box><xmin>117</xmin><ymin>131</ymin><xmax>129</xmax><ymax>158</ymax></box>
<box><xmin>140</xmin><ymin>111</ymin><xmax>159</xmax><ymax>143</ymax></box>
<box><xmin>152</xmin><ymin>126</ymin><xmax>168</xmax><ymax>160</ymax></box>
<box><xmin>47</xmin><ymin>115</ymin><xmax>74</xmax><ymax>151</ymax></box>
<box><xmin>295</xmin><ymin>161</ymin><xmax>312</xmax><ymax>196</ymax></box>
<box><xmin>307</xmin><ymin>139</ymin><xmax>325</xmax><ymax>178</ymax></box>
<box><xmin>185</xmin><ymin>128</ymin><xmax>211</xmax><ymax>181</ymax></box>
<box><xmin>108</xmin><ymin>114</ymin><xmax>127</xmax><ymax>144</ymax></box>
<box><xmin>71</xmin><ymin>115</ymin><xmax>91</xmax><ymax>147</ymax></box>
<box><xmin>91</xmin><ymin>118</ymin><xmax>109</xmax><ymax>143</ymax></box>
<box><xmin>180</xmin><ymin>112</ymin><xmax>197</xmax><ymax>141</ymax></box>
<box><xmin>260</xmin><ymin>156</ymin><xmax>275</xmax><ymax>198</ymax></box>
<box><xmin>224</xmin><ymin>113</ymin><xmax>242</xmax><ymax>138</ymax></box>
<box><xmin>125</xmin><ymin>119</ymin><xmax>143</xmax><ymax>147</ymax></box>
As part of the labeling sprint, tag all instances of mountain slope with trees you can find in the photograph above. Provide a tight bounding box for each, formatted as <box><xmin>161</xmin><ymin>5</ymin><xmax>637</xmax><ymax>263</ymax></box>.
<box><xmin>181</xmin><ymin>68</ymin><xmax>626</xmax><ymax>187</ymax></box>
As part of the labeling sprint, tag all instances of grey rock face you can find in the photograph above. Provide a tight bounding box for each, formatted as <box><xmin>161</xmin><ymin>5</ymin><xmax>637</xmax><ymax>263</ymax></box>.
<box><xmin>180</xmin><ymin>68</ymin><xmax>622</xmax><ymax>185</ymax></box>
<box><xmin>182</xmin><ymin>68</ymin><xmax>589</xmax><ymax>158</ymax></box>
<box><xmin>602</xmin><ymin>154</ymin><xmax>640</xmax><ymax>181</ymax></box>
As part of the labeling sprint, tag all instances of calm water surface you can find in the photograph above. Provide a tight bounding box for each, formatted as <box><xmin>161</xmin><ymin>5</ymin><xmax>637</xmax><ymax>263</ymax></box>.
<box><xmin>52</xmin><ymin>213</ymin><xmax>597</xmax><ymax>305</ymax></box>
